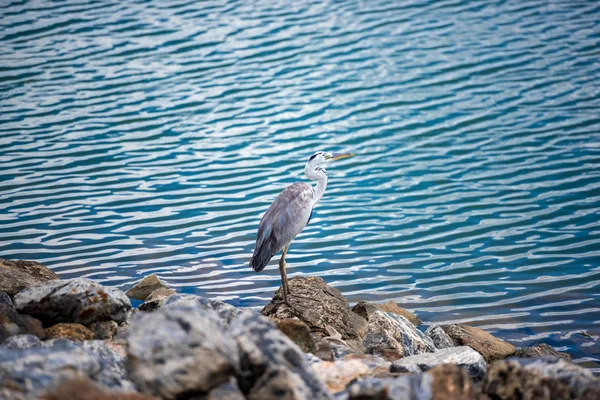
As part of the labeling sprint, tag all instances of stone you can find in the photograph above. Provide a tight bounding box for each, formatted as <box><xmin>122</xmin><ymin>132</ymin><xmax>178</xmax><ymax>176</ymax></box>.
<box><xmin>1</xmin><ymin>334</ymin><xmax>42</xmax><ymax>350</ymax></box>
<box><xmin>346</xmin><ymin>374</ymin><xmax>433</xmax><ymax>400</ymax></box>
<box><xmin>0</xmin><ymin>339</ymin><xmax>132</xmax><ymax>399</ymax></box>
<box><xmin>390</xmin><ymin>346</ymin><xmax>487</xmax><ymax>381</ymax></box>
<box><xmin>275</xmin><ymin>318</ymin><xmax>317</xmax><ymax>354</ymax></box>
<box><xmin>90</xmin><ymin>320</ymin><xmax>118</xmax><ymax>340</ymax></box>
<box><xmin>262</xmin><ymin>276</ymin><xmax>367</xmax><ymax>341</ymax></box>
<box><xmin>426</xmin><ymin>325</ymin><xmax>454</xmax><ymax>349</ymax></box>
<box><xmin>441</xmin><ymin>324</ymin><xmax>516</xmax><ymax>363</ymax></box>
<box><xmin>429</xmin><ymin>364</ymin><xmax>480</xmax><ymax>400</ymax></box>
<box><xmin>0</xmin><ymin>304</ymin><xmax>45</xmax><ymax>342</ymax></box>
<box><xmin>353</xmin><ymin>300</ymin><xmax>422</xmax><ymax>327</ymax></box>
<box><xmin>14</xmin><ymin>278</ymin><xmax>131</xmax><ymax>326</ymax></box>
<box><xmin>231</xmin><ymin>311</ymin><xmax>332</xmax><ymax>399</ymax></box>
<box><xmin>207</xmin><ymin>377</ymin><xmax>245</xmax><ymax>400</ymax></box>
<box><xmin>163</xmin><ymin>294</ymin><xmax>241</xmax><ymax>326</ymax></box>
<box><xmin>138</xmin><ymin>287</ymin><xmax>175</xmax><ymax>312</ymax></box>
<box><xmin>45</xmin><ymin>323</ymin><xmax>95</xmax><ymax>342</ymax></box>
<box><xmin>0</xmin><ymin>259</ymin><xmax>60</xmax><ymax>298</ymax></box>
<box><xmin>0</xmin><ymin>292</ymin><xmax>13</xmax><ymax>306</ymax></box>
<box><xmin>343</xmin><ymin>353</ymin><xmax>392</xmax><ymax>376</ymax></box>
<box><xmin>483</xmin><ymin>356</ymin><xmax>600</xmax><ymax>400</ymax></box>
<box><xmin>42</xmin><ymin>376</ymin><xmax>156</xmax><ymax>400</ymax></box>
<box><xmin>125</xmin><ymin>274</ymin><xmax>169</xmax><ymax>301</ymax></box>
<box><xmin>313</xmin><ymin>359</ymin><xmax>369</xmax><ymax>393</ymax></box>
<box><xmin>126</xmin><ymin>303</ymin><xmax>240</xmax><ymax>399</ymax></box>
<box><xmin>515</xmin><ymin>343</ymin><xmax>571</xmax><ymax>360</ymax></box>
<box><xmin>362</xmin><ymin>310</ymin><xmax>436</xmax><ymax>357</ymax></box>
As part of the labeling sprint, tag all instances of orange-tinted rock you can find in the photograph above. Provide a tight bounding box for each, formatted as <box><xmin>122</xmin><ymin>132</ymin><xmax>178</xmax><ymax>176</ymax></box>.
<box><xmin>44</xmin><ymin>323</ymin><xmax>95</xmax><ymax>342</ymax></box>
<box><xmin>441</xmin><ymin>324</ymin><xmax>516</xmax><ymax>363</ymax></box>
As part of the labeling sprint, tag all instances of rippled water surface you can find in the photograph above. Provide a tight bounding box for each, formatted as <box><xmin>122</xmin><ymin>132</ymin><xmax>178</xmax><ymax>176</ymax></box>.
<box><xmin>2</xmin><ymin>0</ymin><xmax>600</xmax><ymax>367</ymax></box>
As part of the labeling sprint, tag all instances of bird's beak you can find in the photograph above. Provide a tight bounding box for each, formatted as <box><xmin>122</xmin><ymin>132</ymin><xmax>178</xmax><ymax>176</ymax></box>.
<box><xmin>327</xmin><ymin>153</ymin><xmax>354</xmax><ymax>162</ymax></box>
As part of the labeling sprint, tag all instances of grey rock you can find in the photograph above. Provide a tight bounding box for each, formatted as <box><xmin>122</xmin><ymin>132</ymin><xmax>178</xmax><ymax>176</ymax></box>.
<box><xmin>352</xmin><ymin>300</ymin><xmax>421</xmax><ymax>327</ymax></box>
<box><xmin>441</xmin><ymin>323</ymin><xmax>516</xmax><ymax>363</ymax></box>
<box><xmin>0</xmin><ymin>259</ymin><xmax>60</xmax><ymax>298</ymax></box>
<box><xmin>1</xmin><ymin>334</ymin><xmax>41</xmax><ymax>350</ymax></box>
<box><xmin>346</xmin><ymin>374</ymin><xmax>433</xmax><ymax>400</ymax></box>
<box><xmin>14</xmin><ymin>278</ymin><xmax>131</xmax><ymax>326</ymax></box>
<box><xmin>138</xmin><ymin>287</ymin><xmax>175</xmax><ymax>312</ymax></box>
<box><xmin>231</xmin><ymin>311</ymin><xmax>333</xmax><ymax>399</ymax></box>
<box><xmin>208</xmin><ymin>377</ymin><xmax>246</xmax><ymax>400</ymax></box>
<box><xmin>0</xmin><ymin>292</ymin><xmax>13</xmax><ymax>307</ymax></box>
<box><xmin>483</xmin><ymin>356</ymin><xmax>600</xmax><ymax>400</ymax></box>
<box><xmin>81</xmin><ymin>340</ymin><xmax>133</xmax><ymax>391</ymax></box>
<box><xmin>363</xmin><ymin>310</ymin><xmax>436</xmax><ymax>357</ymax></box>
<box><xmin>261</xmin><ymin>276</ymin><xmax>367</xmax><ymax>341</ymax></box>
<box><xmin>126</xmin><ymin>274</ymin><xmax>169</xmax><ymax>301</ymax></box>
<box><xmin>163</xmin><ymin>294</ymin><xmax>241</xmax><ymax>326</ymax></box>
<box><xmin>0</xmin><ymin>304</ymin><xmax>45</xmax><ymax>342</ymax></box>
<box><xmin>126</xmin><ymin>303</ymin><xmax>240</xmax><ymax>399</ymax></box>
<box><xmin>390</xmin><ymin>346</ymin><xmax>487</xmax><ymax>381</ymax></box>
<box><xmin>426</xmin><ymin>324</ymin><xmax>454</xmax><ymax>349</ymax></box>
<box><xmin>515</xmin><ymin>343</ymin><xmax>571</xmax><ymax>360</ymax></box>
<box><xmin>89</xmin><ymin>320</ymin><xmax>118</xmax><ymax>340</ymax></box>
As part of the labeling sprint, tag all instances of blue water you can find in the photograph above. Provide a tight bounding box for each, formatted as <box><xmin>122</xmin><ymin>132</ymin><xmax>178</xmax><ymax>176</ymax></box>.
<box><xmin>1</xmin><ymin>0</ymin><xmax>600</xmax><ymax>368</ymax></box>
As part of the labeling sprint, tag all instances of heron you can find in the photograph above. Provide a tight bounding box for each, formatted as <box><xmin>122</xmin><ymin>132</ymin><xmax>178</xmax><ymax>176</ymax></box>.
<box><xmin>250</xmin><ymin>151</ymin><xmax>353</xmax><ymax>304</ymax></box>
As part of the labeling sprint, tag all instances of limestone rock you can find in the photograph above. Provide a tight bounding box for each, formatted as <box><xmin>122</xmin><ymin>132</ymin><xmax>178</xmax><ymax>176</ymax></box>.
<box><xmin>81</xmin><ymin>340</ymin><xmax>133</xmax><ymax>391</ymax></box>
<box><xmin>125</xmin><ymin>274</ymin><xmax>169</xmax><ymax>301</ymax></box>
<box><xmin>483</xmin><ymin>357</ymin><xmax>600</xmax><ymax>400</ymax></box>
<box><xmin>207</xmin><ymin>377</ymin><xmax>246</xmax><ymax>400</ymax></box>
<box><xmin>363</xmin><ymin>310</ymin><xmax>436</xmax><ymax>357</ymax></box>
<box><xmin>90</xmin><ymin>320</ymin><xmax>118</xmax><ymax>340</ymax></box>
<box><xmin>429</xmin><ymin>364</ymin><xmax>480</xmax><ymax>400</ymax></box>
<box><xmin>14</xmin><ymin>278</ymin><xmax>131</xmax><ymax>326</ymax></box>
<box><xmin>343</xmin><ymin>353</ymin><xmax>391</xmax><ymax>376</ymax></box>
<box><xmin>353</xmin><ymin>300</ymin><xmax>422</xmax><ymax>327</ymax></box>
<box><xmin>0</xmin><ymin>259</ymin><xmax>60</xmax><ymax>297</ymax></box>
<box><xmin>346</xmin><ymin>374</ymin><xmax>433</xmax><ymax>400</ymax></box>
<box><xmin>441</xmin><ymin>324</ymin><xmax>516</xmax><ymax>363</ymax></box>
<box><xmin>275</xmin><ymin>318</ymin><xmax>317</xmax><ymax>353</ymax></box>
<box><xmin>1</xmin><ymin>334</ymin><xmax>42</xmax><ymax>350</ymax></box>
<box><xmin>163</xmin><ymin>294</ymin><xmax>240</xmax><ymax>325</ymax></box>
<box><xmin>390</xmin><ymin>346</ymin><xmax>487</xmax><ymax>381</ymax></box>
<box><xmin>0</xmin><ymin>292</ymin><xmax>13</xmax><ymax>306</ymax></box>
<box><xmin>42</xmin><ymin>376</ymin><xmax>156</xmax><ymax>400</ymax></box>
<box><xmin>426</xmin><ymin>324</ymin><xmax>454</xmax><ymax>349</ymax></box>
<box><xmin>313</xmin><ymin>359</ymin><xmax>369</xmax><ymax>393</ymax></box>
<box><xmin>138</xmin><ymin>287</ymin><xmax>175</xmax><ymax>312</ymax></box>
<box><xmin>262</xmin><ymin>276</ymin><xmax>366</xmax><ymax>341</ymax></box>
<box><xmin>45</xmin><ymin>323</ymin><xmax>95</xmax><ymax>342</ymax></box>
<box><xmin>126</xmin><ymin>303</ymin><xmax>240</xmax><ymax>399</ymax></box>
<box><xmin>515</xmin><ymin>343</ymin><xmax>571</xmax><ymax>360</ymax></box>
<box><xmin>231</xmin><ymin>311</ymin><xmax>332</xmax><ymax>399</ymax></box>
<box><xmin>0</xmin><ymin>304</ymin><xmax>45</xmax><ymax>342</ymax></box>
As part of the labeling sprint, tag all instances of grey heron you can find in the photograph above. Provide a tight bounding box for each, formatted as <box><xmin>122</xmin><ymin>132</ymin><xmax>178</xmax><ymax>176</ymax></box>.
<box><xmin>250</xmin><ymin>151</ymin><xmax>353</xmax><ymax>304</ymax></box>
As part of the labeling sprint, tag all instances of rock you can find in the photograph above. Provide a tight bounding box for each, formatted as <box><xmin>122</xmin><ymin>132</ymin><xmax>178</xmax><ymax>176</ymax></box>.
<box><xmin>207</xmin><ymin>377</ymin><xmax>246</xmax><ymax>400</ymax></box>
<box><xmin>126</xmin><ymin>274</ymin><xmax>169</xmax><ymax>301</ymax></box>
<box><xmin>362</xmin><ymin>310</ymin><xmax>436</xmax><ymax>358</ymax></box>
<box><xmin>163</xmin><ymin>294</ymin><xmax>241</xmax><ymax>326</ymax></box>
<box><xmin>429</xmin><ymin>364</ymin><xmax>480</xmax><ymax>400</ymax></box>
<box><xmin>390</xmin><ymin>346</ymin><xmax>487</xmax><ymax>381</ymax></box>
<box><xmin>1</xmin><ymin>334</ymin><xmax>42</xmax><ymax>350</ymax></box>
<box><xmin>42</xmin><ymin>376</ymin><xmax>156</xmax><ymax>400</ymax></box>
<box><xmin>346</xmin><ymin>374</ymin><xmax>433</xmax><ymax>400</ymax></box>
<box><xmin>14</xmin><ymin>278</ymin><xmax>131</xmax><ymax>326</ymax></box>
<box><xmin>105</xmin><ymin>339</ymin><xmax>127</xmax><ymax>358</ymax></box>
<box><xmin>426</xmin><ymin>325</ymin><xmax>454</xmax><ymax>349</ymax></box>
<box><xmin>343</xmin><ymin>353</ymin><xmax>391</xmax><ymax>376</ymax></box>
<box><xmin>441</xmin><ymin>324</ymin><xmax>516</xmax><ymax>363</ymax></box>
<box><xmin>0</xmin><ymin>304</ymin><xmax>45</xmax><ymax>342</ymax></box>
<box><xmin>231</xmin><ymin>311</ymin><xmax>332</xmax><ymax>399</ymax></box>
<box><xmin>262</xmin><ymin>276</ymin><xmax>366</xmax><ymax>341</ymax></box>
<box><xmin>275</xmin><ymin>318</ymin><xmax>317</xmax><ymax>354</ymax></box>
<box><xmin>515</xmin><ymin>343</ymin><xmax>571</xmax><ymax>360</ymax></box>
<box><xmin>0</xmin><ymin>292</ymin><xmax>13</xmax><ymax>306</ymax></box>
<box><xmin>45</xmin><ymin>323</ymin><xmax>95</xmax><ymax>342</ymax></box>
<box><xmin>0</xmin><ymin>259</ymin><xmax>60</xmax><ymax>298</ymax></box>
<box><xmin>81</xmin><ymin>340</ymin><xmax>133</xmax><ymax>391</ymax></box>
<box><xmin>353</xmin><ymin>300</ymin><xmax>421</xmax><ymax>327</ymax></box>
<box><xmin>483</xmin><ymin>357</ymin><xmax>600</xmax><ymax>400</ymax></box>
<box><xmin>126</xmin><ymin>303</ymin><xmax>240</xmax><ymax>399</ymax></box>
<box><xmin>0</xmin><ymin>339</ymin><xmax>132</xmax><ymax>399</ymax></box>
<box><xmin>138</xmin><ymin>287</ymin><xmax>175</xmax><ymax>312</ymax></box>
<box><xmin>313</xmin><ymin>359</ymin><xmax>369</xmax><ymax>393</ymax></box>
<box><xmin>90</xmin><ymin>320</ymin><xmax>118</xmax><ymax>340</ymax></box>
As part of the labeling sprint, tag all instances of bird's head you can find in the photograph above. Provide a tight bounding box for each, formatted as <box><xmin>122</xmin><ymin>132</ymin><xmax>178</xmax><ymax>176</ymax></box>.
<box><xmin>304</xmin><ymin>151</ymin><xmax>353</xmax><ymax>179</ymax></box>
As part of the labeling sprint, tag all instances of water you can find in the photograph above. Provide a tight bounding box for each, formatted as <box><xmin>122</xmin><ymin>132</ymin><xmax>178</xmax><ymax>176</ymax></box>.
<box><xmin>2</xmin><ymin>0</ymin><xmax>600</xmax><ymax>368</ymax></box>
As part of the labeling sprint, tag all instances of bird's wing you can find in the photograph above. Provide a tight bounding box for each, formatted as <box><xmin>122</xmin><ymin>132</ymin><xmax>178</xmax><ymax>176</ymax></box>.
<box><xmin>250</xmin><ymin>182</ymin><xmax>314</xmax><ymax>271</ymax></box>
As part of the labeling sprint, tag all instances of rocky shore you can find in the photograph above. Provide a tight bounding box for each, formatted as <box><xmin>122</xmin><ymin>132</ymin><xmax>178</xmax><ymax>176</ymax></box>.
<box><xmin>0</xmin><ymin>258</ymin><xmax>598</xmax><ymax>400</ymax></box>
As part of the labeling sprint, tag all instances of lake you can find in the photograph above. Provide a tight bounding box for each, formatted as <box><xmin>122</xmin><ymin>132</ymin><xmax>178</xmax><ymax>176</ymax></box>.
<box><xmin>1</xmin><ymin>0</ymin><xmax>599</xmax><ymax>369</ymax></box>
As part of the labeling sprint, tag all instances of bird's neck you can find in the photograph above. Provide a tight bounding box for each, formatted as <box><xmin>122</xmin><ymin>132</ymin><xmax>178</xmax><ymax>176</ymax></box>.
<box><xmin>311</xmin><ymin>169</ymin><xmax>328</xmax><ymax>205</ymax></box>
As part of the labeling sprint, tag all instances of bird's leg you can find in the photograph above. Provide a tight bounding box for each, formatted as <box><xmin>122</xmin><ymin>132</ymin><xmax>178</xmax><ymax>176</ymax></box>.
<box><xmin>279</xmin><ymin>245</ymin><xmax>290</xmax><ymax>303</ymax></box>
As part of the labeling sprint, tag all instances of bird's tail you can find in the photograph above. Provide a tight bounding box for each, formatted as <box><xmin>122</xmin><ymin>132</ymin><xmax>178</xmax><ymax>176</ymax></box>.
<box><xmin>250</xmin><ymin>243</ymin><xmax>273</xmax><ymax>272</ymax></box>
